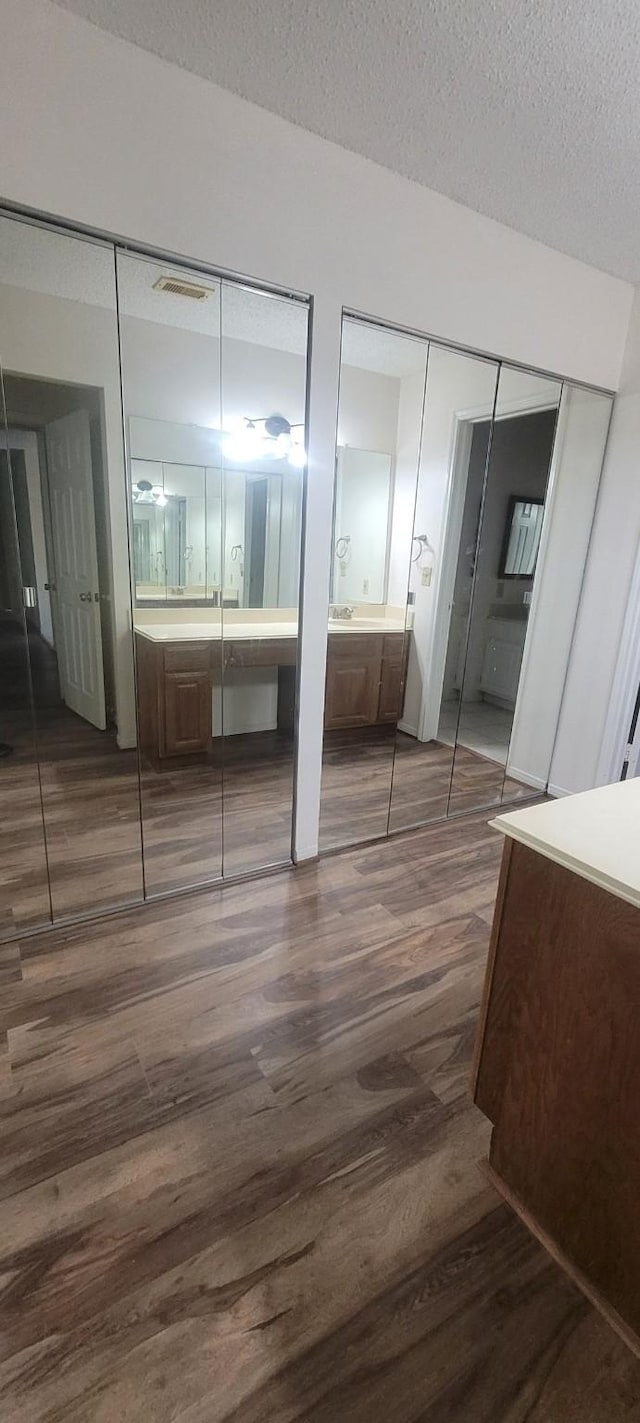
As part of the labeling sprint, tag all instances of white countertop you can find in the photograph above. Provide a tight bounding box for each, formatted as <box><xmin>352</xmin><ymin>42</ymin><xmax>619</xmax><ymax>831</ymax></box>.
<box><xmin>492</xmin><ymin>778</ymin><xmax>640</xmax><ymax>909</ymax></box>
<box><xmin>135</xmin><ymin>617</ymin><xmax>406</xmax><ymax>643</ymax></box>
<box><xmin>135</xmin><ymin>621</ymin><xmax>295</xmax><ymax>643</ymax></box>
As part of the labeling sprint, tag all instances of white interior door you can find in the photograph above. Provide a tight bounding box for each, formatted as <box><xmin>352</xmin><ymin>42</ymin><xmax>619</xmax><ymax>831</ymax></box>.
<box><xmin>45</xmin><ymin>410</ymin><xmax>106</xmax><ymax>730</ymax></box>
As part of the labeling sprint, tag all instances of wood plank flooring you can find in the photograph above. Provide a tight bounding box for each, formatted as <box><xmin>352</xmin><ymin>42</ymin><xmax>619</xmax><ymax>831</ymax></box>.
<box><xmin>2</xmin><ymin>812</ymin><xmax>640</xmax><ymax>1420</ymax></box>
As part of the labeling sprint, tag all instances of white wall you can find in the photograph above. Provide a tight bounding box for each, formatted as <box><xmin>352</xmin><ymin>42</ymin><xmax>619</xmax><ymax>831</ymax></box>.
<box><xmin>0</xmin><ymin>0</ymin><xmax>629</xmax><ymax>388</ymax></box>
<box><xmin>337</xmin><ymin>367</ymin><xmax>400</xmax><ymax>451</ymax></box>
<box><xmin>0</xmin><ymin>0</ymin><xmax>636</xmax><ymax>857</ymax></box>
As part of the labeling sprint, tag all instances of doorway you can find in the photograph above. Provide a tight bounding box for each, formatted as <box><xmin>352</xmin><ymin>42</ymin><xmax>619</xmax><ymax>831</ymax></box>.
<box><xmin>2</xmin><ymin>376</ymin><xmax>113</xmax><ymax>731</ymax></box>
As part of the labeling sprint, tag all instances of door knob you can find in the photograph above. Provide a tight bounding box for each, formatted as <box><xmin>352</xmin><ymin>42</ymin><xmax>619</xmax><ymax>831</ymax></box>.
<box><xmin>79</xmin><ymin>592</ymin><xmax>89</xmax><ymax>602</ymax></box>
<box><xmin>44</xmin><ymin>581</ymin><xmax>56</xmax><ymax>592</ymax></box>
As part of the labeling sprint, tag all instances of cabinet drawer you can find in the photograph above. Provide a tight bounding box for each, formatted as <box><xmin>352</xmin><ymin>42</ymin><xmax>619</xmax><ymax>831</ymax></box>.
<box><xmin>225</xmin><ymin>637</ymin><xmax>297</xmax><ymax>668</ymax></box>
<box><xmin>164</xmin><ymin>643</ymin><xmax>212</xmax><ymax>673</ymax></box>
<box><xmin>327</xmin><ymin>633</ymin><xmax>384</xmax><ymax>661</ymax></box>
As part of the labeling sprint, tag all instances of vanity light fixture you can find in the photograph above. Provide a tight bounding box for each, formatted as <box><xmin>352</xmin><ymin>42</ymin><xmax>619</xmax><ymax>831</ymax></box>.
<box><xmin>222</xmin><ymin>413</ymin><xmax>305</xmax><ymax>468</ymax></box>
<box><xmin>132</xmin><ymin>478</ymin><xmax>168</xmax><ymax>507</ymax></box>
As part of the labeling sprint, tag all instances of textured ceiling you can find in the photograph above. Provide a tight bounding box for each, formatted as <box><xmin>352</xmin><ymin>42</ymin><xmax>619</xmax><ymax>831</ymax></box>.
<box><xmin>50</xmin><ymin>0</ymin><xmax>640</xmax><ymax>283</ymax></box>
<box><xmin>0</xmin><ymin>214</ymin><xmax>308</xmax><ymax>353</ymax></box>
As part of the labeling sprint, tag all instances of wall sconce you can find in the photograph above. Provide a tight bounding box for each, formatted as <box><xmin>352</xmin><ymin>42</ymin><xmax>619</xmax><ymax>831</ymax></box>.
<box><xmin>132</xmin><ymin>478</ymin><xmax>167</xmax><ymax>507</ymax></box>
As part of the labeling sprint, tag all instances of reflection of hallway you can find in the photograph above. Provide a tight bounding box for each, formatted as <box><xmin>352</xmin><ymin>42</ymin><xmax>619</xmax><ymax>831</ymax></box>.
<box><xmin>0</xmin><ymin>616</ymin><xmax>297</xmax><ymax>929</ymax></box>
<box><xmin>0</xmin><ymin>614</ymin><xmax>143</xmax><ymax>931</ymax></box>
<box><xmin>438</xmin><ymin>699</ymin><xmax>513</xmax><ymax>766</ymax></box>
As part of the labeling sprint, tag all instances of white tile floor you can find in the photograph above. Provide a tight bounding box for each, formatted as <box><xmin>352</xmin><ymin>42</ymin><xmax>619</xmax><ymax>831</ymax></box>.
<box><xmin>438</xmin><ymin>698</ymin><xmax>513</xmax><ymax>766</ymax></box>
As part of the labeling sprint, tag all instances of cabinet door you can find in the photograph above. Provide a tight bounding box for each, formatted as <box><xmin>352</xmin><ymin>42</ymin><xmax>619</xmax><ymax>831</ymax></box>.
<box><xmin>163</xmin><ymin>672</ymin><xmax>211</xmax><ymax>754</ymax></box>
<box><xmin>480</xmin><ymin>636</ymin><xmax>524</xmax><ymax>704</ymax></box>
<box><xmin>325</xmin><ymin>655</ymin><xmax>381</xmax><ymax>729</ymax></box>
<box><xmin>378</xmin><ymin>657</ymin><xmax>404</xmax><ymax>722</ymax></box>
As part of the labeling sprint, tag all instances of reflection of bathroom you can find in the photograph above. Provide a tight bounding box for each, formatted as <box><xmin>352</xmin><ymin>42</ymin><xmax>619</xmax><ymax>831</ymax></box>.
<box><xmin>319</xmin><ymin>321</ymin><xmax>611</xmax><ymax>851</ymax></box>
<box><xmin>439</xmin><ymin>408</ymin><xmax>557</xmax><ymax>766</ymax></box>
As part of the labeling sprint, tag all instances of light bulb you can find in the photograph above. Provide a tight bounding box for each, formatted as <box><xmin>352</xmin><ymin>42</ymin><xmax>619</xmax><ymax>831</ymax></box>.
<box><xmin>289</xmin><ymin>443</ymin><xmax>306</xmax><ymax>469</ymax></box>
<box><xmin>155</xmin><ymin>489</ymin><xmax>168</xmax><ymax>507</ymax></box>
<box><xmin>222</xmin><ymin>425</ymin><xmax>261</xmax><ymax>462</ymax></box>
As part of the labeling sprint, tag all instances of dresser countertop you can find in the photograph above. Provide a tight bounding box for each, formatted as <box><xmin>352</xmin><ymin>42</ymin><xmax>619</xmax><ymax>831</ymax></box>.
<box><xmin>492</xmin><ymin>779</ymin><xmax>640</xmax><ymax>909</ymax></box>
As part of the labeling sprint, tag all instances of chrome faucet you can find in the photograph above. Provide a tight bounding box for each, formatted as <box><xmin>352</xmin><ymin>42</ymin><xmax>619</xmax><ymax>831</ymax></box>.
<box><xmin>330</xmin><ymin>604</ymin><xmax>354</xmax><ymax>620</ymax></box>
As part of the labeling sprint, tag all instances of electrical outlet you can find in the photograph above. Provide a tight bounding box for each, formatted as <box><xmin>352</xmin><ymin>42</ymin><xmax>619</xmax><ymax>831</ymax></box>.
<box><xmin>421</xmin><ymin>566</ymin><xmax>432</xmax><ymax>587</ymax></box>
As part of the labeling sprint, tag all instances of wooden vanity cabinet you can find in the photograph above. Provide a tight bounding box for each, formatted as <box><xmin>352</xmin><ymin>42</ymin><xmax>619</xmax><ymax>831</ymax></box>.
<box><xmin>136</xmin><ymin>635</ymin><xmax>219</xmax><ymax>763</ymax></box>
<box><xmin>324</xmin><ymin>630</ymin><xmax>408</xmax><ymax>731</ymax></box>
<box><xmin>136</xmin><ymin>627</ymin><xmax>410</xmax><ymax>763</ymax></box>
<box><xmin>324</xmin><ymin>634</ymin><xmax>383</xmax><ymax>730</ymax></box>
<box><xmin>473</xmin><ymin>831</ymin><xmax>640</xmax><ymax>1355</ymax></box>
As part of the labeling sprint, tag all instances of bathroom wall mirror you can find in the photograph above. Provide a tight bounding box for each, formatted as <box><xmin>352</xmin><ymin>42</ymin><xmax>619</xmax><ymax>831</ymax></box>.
<box><xmin>331</xmin><ymin>447</ymin><xmax>392</xmax><ymax>605</ymax></box>
<box><xmin>499</xmin><ymin>495</ymin><xmax>545</xmax><ymax>579</ymax></box>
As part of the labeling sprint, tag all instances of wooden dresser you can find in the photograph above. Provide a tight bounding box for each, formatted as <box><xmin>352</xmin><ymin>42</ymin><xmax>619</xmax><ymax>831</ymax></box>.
<box><xmin>473</xmin><ymin>781</ymin><xmax>640</xmax><ymax>1357</ymax></box>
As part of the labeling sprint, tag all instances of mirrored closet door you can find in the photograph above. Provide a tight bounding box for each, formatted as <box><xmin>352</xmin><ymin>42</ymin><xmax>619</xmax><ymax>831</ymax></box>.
<box><xmin>119</xmin><ymin>251</ymin><xmax>309</xmax><ymax>894</ymax></box>
<box><xmin>446</xmin><ymin>365</ymin><xmax>562</xmax><ymax>816</ymax></box>
<box><xmin>388</xmin><ymin>343</ymin><xmax>500</xmax><ymax>832</ymax></box>
<box><xmin>0</xmin><ymin>362</ymin><xmax>51</xmax><ymax>934</ymax></box>
<box><xmin>118</xmin><ymin>249</ymin><xmax>224</xmax><ymax>896</ymax></box>
<box><xmin>319</xmin><ymin>316</ymin><xmax>428</xmax><ymax>851</ymax></box>
<box><xmin>322</xmin><ymin>310</ymin><xmax>614</xmax><ymax>853</ymax></box>
<box><xmin>219</xmin><ymin>283</ymin><xmax>308</xmax><ymax>878</ymax></box>
<box><xmin>0</xmin><ymin>214</ymin><xmax>144</xmax><ymax>933</ymax></box>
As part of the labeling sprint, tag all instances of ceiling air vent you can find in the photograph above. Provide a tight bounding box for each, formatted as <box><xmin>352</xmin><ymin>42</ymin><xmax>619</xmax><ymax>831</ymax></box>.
<box><xmin>153</xmin><ymin>275</ymin><xmax>215</xmax><ymax>301</ymax></box>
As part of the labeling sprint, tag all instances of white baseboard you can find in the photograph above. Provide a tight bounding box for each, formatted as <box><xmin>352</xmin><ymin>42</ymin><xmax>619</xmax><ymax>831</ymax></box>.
<box><xmin>505</xmin><ymin>766</ymin><xmax>547</xmax><ymax>792</ymax></box>
<box><xmin>397</xmin><ymin>719</ymin><xmax>418</xmax><ymax>737</ymax></box>
<box><xmin>546</xmin><ymin>781</ymin><xmax>570</xmax><ymax>798</ymax></box>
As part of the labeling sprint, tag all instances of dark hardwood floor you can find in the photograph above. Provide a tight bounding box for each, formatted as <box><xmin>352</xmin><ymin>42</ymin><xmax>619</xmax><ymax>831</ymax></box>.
<box><xmin>1</xmin><ymin>811</ymin><xmax>640</xmax><ymax>1420</ymax></box>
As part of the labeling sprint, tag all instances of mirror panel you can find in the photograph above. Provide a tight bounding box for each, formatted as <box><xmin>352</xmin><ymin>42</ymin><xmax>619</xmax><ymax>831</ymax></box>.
<box><xmin>0</xmin><ymin>215</ymin><xmax>144</xmax><ymax>922</ymax></box>
<box><xmin>501</xmin><ymin>382</ymin><xmax>613</xmax><ymax>805</ymax></box>
<box><xmin>388</xmin><ymin>344</ymin><xmax>500</xmax><ymax>832</ymax></box>
<box><xmin>118</xmin><ymin>249</ymin><xmax>223</xmax><ymax>895</ymax></box>
<box><xmin>219</xmin><ymin>282</ymin><xmax>309</xmax><ymax>877</ymax></box>
<box><xmin>0</xmin><ymin>370</ymin><xmax>51</xmax><ymax>936</ymax></box>
<box><xmin>320</xmin><ymin>316</ymin><xmax>428</xmax><ymax>851</ymax></box>
<box><xmin>448</xmin><ymin>366</ymin><xmax>562</xmax><ymax>816</ymax></box>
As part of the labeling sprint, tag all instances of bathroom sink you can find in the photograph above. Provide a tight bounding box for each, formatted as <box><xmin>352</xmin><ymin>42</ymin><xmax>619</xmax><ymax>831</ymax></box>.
<box><xmin>328</xmin><ymin>616</ymin><xmax>404</xmax><ymax>631</ymax></box>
